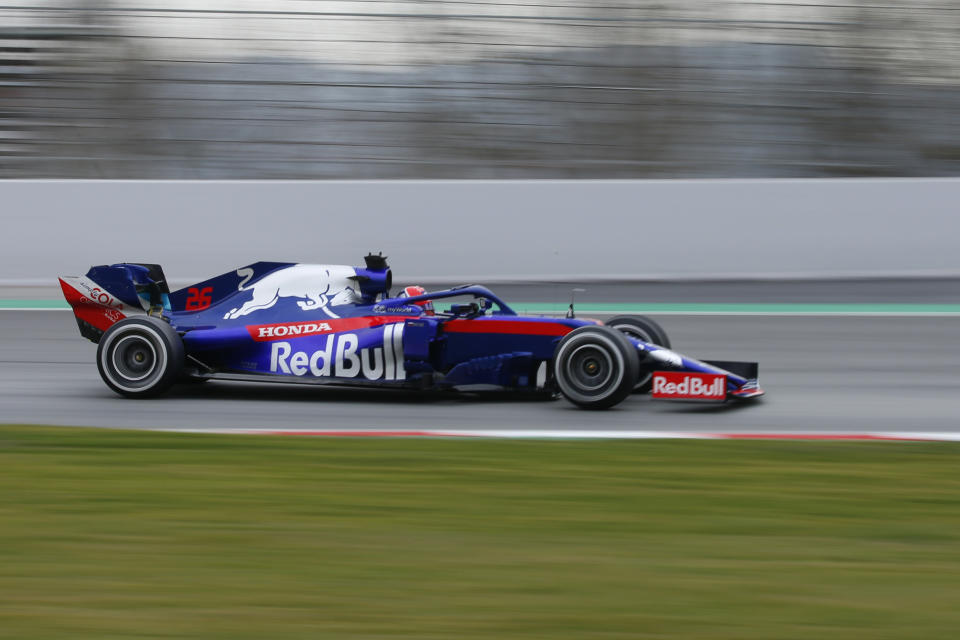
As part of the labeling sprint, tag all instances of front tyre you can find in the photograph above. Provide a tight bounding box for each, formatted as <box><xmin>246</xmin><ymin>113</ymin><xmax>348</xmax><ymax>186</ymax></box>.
<box><xmin>96</xmin><ymin>317</ymin><xmax>184</xmax><ymax>398</ymax></box>
<box><xmin>605</xmin><ymin>315</ymin><xmax>671</xmax><ymax>393</ymax></box>
<box><xmin>553</xmin><ymin>326</ymin><xmax>639</xmax><ymax>409</ymax></box>
<box><xmin>605</xmin><ymin>315</ymin><xmax>670</xmax><ymax>349</ymax></box>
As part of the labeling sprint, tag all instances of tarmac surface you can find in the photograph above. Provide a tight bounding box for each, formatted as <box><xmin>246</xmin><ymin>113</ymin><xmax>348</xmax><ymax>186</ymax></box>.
<box><xmin>2</xmin><ymin>280</ymin><xmax>958</xmax><ymax>433</ymax></box>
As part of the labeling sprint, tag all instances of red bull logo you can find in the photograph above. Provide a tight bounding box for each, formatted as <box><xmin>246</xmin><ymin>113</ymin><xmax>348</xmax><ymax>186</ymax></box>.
<box><xmin>268</xmin><ymin>324</ymin><xmax>406</xmax><ymax>381</ymax></box>
<box><xmin>651</xmin><ymin>371</ymin><xmax>726</xmax><ymax>400</ymax></box>
<box><xmin>224</xmin><ymin>265</ymin><xmax>359</xmax><ymax>320</ymax></box>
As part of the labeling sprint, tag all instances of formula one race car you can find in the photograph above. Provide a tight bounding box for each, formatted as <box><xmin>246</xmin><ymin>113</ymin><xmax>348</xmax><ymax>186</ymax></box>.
<box><xmin>59</xmin><ymin>255</ymin><xmax>763</xmax><ymax>409</ymax></box>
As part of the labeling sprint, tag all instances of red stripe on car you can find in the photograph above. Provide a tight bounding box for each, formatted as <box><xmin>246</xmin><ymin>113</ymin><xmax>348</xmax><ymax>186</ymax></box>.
<box><xmin>443</xmin><ymin>319</ymin><xmax>573</xmax><ymax>336</ymax></box>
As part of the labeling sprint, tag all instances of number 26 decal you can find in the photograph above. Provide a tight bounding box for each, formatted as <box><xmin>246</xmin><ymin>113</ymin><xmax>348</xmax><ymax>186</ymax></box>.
<box><xmin>185</xmin><ymin>287</ymin><xmax>214</xmax><ymax>311</ymax></box>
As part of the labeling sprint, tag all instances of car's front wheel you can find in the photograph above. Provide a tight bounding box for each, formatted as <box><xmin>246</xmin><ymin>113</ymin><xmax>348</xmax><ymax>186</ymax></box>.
<box><xmin>96</xmin><ymin>317</ymin><xmax>184</xmax><ymax>398</ymax></box>
<box><xmin>605</xmin><ymin>315</ymin><xmax>671</xmax><ymax>392</ymax></box>
<box><xmin>553</xmin><ymin>326</ymin><xmax>639</xmax><ymax>409</ymax></box>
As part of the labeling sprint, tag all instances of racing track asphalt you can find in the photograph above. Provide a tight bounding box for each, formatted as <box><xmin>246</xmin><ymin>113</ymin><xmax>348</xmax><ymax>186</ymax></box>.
<box><xmin>2</xmin><ymin>280</ymin><xmax>959</xmax><ymax>434</ymax></box>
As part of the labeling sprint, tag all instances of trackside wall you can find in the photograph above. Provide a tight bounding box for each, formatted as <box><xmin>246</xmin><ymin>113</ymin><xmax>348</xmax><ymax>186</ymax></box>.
<box><xmin>2</xmin><ymin>179</ymin><xmax>958</xmax><ymax>285</ymax></box>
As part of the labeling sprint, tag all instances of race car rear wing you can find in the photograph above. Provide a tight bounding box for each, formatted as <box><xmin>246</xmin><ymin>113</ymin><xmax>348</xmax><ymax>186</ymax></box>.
<box><xmin>59</xmin><ymin>263</ymin><xmax>170</xmax><ymax>342</ymax></box>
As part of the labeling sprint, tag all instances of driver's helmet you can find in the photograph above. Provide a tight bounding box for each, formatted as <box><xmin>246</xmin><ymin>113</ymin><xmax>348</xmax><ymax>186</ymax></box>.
<box><xmin>400</xmin><ymin>285</ymin><xmax>434</xmax><ymax>316</ymax></box>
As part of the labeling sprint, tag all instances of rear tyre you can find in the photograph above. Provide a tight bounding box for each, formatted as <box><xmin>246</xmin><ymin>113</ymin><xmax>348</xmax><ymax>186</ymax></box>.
<box><xmin>96</xmin><ymin>317</ymin><xmax>184</xmax><ymax>398</ymax></box>
<box><xmin>553</xmin><ymin>326</ymin><xmax>639</xmax><ymax>409</ymax></box>
<box><xmin>605</xmin><ymin>315</ymin><xmax>671</xmax><ymax>392</ymax></box>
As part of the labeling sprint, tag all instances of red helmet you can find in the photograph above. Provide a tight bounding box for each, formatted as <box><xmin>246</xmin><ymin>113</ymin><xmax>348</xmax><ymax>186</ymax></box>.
<box><xmin>401</xmin><ymin>285</ymin><xmax>434</xmax><ymax>316</ymax></box>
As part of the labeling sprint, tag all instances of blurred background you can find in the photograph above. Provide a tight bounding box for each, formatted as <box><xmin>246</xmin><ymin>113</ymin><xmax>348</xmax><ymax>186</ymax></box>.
<box><xmin>3</xmin><ymin>0</ymin><xmax>960</xmax><ymax>180</ymax></box>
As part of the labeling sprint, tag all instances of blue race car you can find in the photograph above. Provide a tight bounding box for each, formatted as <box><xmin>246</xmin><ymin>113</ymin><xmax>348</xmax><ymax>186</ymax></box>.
<box><xmin>59</xmin><ymin>254</ymin><xmax>763</xmax><ymax>409</ymax></box>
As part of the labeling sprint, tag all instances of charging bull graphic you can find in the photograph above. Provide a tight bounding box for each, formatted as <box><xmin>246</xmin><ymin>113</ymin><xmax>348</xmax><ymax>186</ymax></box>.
<box><xmin>224</xmin><ymin>265</ymin><xmax>359</xmax><ymax>320</ymax></box>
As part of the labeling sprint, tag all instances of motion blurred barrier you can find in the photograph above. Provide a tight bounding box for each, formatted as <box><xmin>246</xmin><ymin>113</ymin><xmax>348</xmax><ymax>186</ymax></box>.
<box><xmin>3</xmin><ymin>1</ymin><xmax>960</xmax><ymax>179</ymax></box>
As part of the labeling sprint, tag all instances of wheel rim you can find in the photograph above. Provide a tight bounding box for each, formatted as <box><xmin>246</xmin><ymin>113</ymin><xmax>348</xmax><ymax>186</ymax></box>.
<box><xmin>100</xmin><ymin>325</ymin><xmax>169</xmax><ymax>393</ymax></box>
<box><xmin>609</xmin><ymin>323</ymin><xmax>654</xmax><ymax>389</ymax></box>
<box><xmin>554</xmin><ymin>332</ymin><xmax>628</xmax><ymax>405</ymax></box>
<box><xmin>111</xmin><ymin>335</ymin><xmax>158</xmax><ymax>382</ymax></box>
<box><xmin>565</xmin><ymin>344</ymin><xmax>614</xmax><ymax>392</ymax></box>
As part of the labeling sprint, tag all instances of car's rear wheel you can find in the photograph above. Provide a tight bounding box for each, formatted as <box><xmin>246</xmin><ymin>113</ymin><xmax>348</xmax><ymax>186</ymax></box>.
<box><xmin>553</xmin><ymin>326</ymin><xmax>639</xmax><ymax>409</ymax></box>
<box><xmin>97</xmin><ymin>317</ymin><xmax>184</xmax><ymax>398</ymax></box>
<box><xmin>605</xmin><ymin>315</ymin><xmax>671</xmax><ymax>392</ymax></box>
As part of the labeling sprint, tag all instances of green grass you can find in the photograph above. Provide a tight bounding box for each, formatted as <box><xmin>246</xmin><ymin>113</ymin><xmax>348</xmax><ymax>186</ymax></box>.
<box><xmin>2</xmin><ymin>427</ymin><xmax>960</xmax><ymax>639</ymax></box>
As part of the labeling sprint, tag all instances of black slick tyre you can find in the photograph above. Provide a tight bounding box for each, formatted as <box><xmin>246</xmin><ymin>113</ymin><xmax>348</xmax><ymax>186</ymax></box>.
<box><xmin>605</xmin><ymin>315</ymin><xmax>671</xmax><ymax>392</ymax></box>
<box><xmin>553</xmin><ymin>326</ymin><xmax>640</xmax><ymax>409</ymax></box>
<box><xmin>605</xmin><ymin>315</ymin><xmax>670</xmax><ymax>348</ymax></box>
<box><xmin>96</xmin><ymin>316</ymin><xmax>184</xmax><ymax>398</ymax></box>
